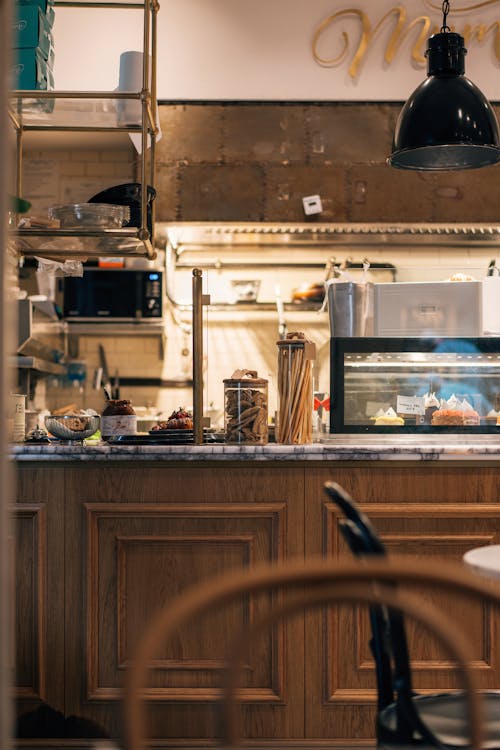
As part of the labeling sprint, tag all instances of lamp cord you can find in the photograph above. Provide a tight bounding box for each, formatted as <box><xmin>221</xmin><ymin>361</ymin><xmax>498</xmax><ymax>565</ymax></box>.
<box><xmin>441</xmin><ymin>0</ymin><xmax>451</xmax><ymax>32</ymax></box>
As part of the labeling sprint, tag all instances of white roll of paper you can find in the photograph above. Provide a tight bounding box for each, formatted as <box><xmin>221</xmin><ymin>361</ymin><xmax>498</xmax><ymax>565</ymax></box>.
<box><xmin>119</xmin><ymin>50</ymin><xmax>143</xmax><ymax>91</ymax></box>
<box><xmin>117</xmin><ymin>50</ymin><xmax>148</xmax><ymax>126</ymax></box>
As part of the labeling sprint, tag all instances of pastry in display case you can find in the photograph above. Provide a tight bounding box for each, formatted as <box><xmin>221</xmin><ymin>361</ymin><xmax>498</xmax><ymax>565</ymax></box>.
<box><xmin>329</xmin><ymin>337</ymin><xmax>500</xmax><ymax>433</ymax></box>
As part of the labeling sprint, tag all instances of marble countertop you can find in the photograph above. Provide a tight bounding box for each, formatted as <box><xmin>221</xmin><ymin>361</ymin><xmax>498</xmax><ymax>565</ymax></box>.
<box><xmin>10</xmin><ymin>436</ymin><xmax>500</xmax><ymax>462</ymax></box>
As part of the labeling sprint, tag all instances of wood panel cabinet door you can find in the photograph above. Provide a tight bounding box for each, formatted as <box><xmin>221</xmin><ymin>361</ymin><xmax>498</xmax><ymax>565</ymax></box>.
<box><xmin>304</xmin><ymin>464</ymin><xmax>500</xmax><ymax>744</ymax></box>
<box><xmin>64</xmin><ymin>465</ymin><xmax>305</xmax><ymax>745</ymax></box>
<box><xmin>15</xmin><ymin>466</ymin><xmax>65</xmax><ymax>725</ymax></box>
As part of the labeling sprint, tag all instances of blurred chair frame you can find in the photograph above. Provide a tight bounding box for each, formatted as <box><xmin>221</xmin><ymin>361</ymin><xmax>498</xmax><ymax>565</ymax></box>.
<box><xmin>324</xmin><ymin>480</ymin><xmax>500</xmax><ymax>750</ymax></box>
<box><xmin>124</xmin><ymin>554</ymin><xmax>500</xmax><ymax>750</ymax></box>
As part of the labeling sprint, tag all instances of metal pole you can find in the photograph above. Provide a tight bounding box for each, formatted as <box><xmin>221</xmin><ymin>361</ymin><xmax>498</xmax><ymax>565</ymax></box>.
<box><xmin>16</xmin><ymin>129</ymin><xmax>22</xmax><ymax>197</ymax></box>
<box><xmin>149</xmin><ymin>0</ymin><xmax>157</xmax><ymax>248</ymax></box>
<box><xmin>139</xmin><ymin>0</ymin><xmax>150</xmax><ymax>243</ymax></box>
<box><xmin>192</xmin><ymin>269</ymin><xmax>204</xmax><ymax>444</ymax></box>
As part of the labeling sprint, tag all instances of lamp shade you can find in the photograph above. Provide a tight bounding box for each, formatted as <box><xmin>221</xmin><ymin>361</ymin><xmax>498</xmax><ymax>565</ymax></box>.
<box><xmin>388</xmin><ymin>32</ymin><xmax>500</xmax><ymax>170</ymax></box>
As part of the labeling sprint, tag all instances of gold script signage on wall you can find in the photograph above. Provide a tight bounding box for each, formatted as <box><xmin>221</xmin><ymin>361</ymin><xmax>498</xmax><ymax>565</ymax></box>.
<box><xmin>312</xmin><ymin>1</ymin><xmax>500</xmax><ymax>79</ymax></box>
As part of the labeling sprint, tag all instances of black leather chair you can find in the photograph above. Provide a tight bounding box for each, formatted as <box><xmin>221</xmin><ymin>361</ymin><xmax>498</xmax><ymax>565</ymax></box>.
<box><xmin>324</xmin><ymin>480</ymin><xmax>500</xmax><ymax>749</ymax></box>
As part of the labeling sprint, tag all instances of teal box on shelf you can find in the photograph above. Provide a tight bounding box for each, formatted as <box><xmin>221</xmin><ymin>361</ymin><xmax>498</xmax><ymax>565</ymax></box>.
<box><xmin>13</xmin><ymin>5</ymin><xmax>53</xmax><ymax>57</ymax></box>
<box><xmin>12</xmin><ymin>46</ymin><xmax>48</xmax><ymax>90</ymax></box>
<box><xmin>15</xmin><ymin>0</ymin><xmax>55</xmax><ymax>26</ymax></box>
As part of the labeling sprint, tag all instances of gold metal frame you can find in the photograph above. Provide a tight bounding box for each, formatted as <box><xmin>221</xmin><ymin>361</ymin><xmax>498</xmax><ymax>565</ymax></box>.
<box><xmin>9</xmin><ymin>0</ymin><xmax>159</xmax><ymax>260</ymax></box>
<box><xmin>191</xmin><ymin>269</ymin><xmax>211</xmax><ymax>444</ymax></box>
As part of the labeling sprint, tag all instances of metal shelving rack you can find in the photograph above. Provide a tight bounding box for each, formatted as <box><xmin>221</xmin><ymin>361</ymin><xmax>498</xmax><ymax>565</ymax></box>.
<box><xmin>9</xmin><ymin>0</ymin><xmax>159</xmax><ymax>259</ymax></box>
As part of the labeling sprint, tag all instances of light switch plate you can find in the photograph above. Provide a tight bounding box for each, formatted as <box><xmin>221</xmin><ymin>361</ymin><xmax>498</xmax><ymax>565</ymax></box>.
<box><xmin>302</xmin><ymin>194</ymin><xmax>323</xmax><ymax>215</ymax></box>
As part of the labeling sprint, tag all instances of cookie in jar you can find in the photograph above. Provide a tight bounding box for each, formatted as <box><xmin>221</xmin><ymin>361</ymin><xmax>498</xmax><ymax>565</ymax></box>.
<box><xmin>101</xmin><ymin>399</ymin><xmax>137</xmax><ymax>439</ymax></box>
<box><xmin>223</xmin><ymin>369</ymin><xmax>268</xmax><ymax>444</ymax></box>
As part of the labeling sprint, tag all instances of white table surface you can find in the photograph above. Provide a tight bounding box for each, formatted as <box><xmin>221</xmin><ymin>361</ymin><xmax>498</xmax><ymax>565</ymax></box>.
<box><xmin>463</xmin><ymin>545</ymin><xmax>500</xmax><ymax>579</ymax></box>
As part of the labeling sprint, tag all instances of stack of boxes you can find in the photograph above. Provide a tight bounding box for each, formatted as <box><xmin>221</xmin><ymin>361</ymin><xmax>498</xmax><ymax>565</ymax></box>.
<box><xmin>12</xmin><ymin>0</ymin><xmax>54</xmax><ymax>90</ymax></box>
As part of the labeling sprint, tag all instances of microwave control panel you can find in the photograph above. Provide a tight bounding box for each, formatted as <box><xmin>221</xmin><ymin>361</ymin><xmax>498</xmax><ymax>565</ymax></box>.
<box><xmin>142</xmin><ymin>272</ymin><xmax>162</xmax><ymax>317</ymax></box>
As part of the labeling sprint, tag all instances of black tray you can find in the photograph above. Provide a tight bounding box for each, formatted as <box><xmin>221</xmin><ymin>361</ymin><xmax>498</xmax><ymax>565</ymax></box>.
<box><xmin>148</xmin><ymin>428</ymin><xmax>195</xmax><ymax>436</ymax></box>
<box><xmin>107</xmin><ymin>432</ymin><xmax>221</xmax><ymax>445</ymax></box>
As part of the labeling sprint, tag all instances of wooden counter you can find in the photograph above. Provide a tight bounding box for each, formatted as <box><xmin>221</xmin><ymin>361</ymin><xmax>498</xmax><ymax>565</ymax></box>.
<box><xmin>14</xmin><ymin>455</ymin><xmax>500</xmax><ymax>749</ymax></box>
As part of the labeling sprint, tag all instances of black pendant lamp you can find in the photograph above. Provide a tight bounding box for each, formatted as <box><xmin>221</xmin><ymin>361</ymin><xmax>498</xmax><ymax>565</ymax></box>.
<box><xmin>388</xmin><ymin>0</ymin><xmax>500</xmax><ymax>170</ymax></box>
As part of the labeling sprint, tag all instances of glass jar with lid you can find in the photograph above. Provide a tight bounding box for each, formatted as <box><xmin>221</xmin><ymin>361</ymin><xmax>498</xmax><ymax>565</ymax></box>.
<box><xmin>101</xmin><ymin>399</ymin><xmax>137</xmax><ymax>439</ymax></box>
<box><xmin>223</xmin><ymin>369</ymin><xmax>268</xmax><ymax>444</ymax></box>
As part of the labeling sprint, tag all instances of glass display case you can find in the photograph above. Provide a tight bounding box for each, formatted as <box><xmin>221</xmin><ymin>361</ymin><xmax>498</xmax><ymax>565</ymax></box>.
<box><xmin>330</xmin><ymin>337</ymin><xmax>500</xmax><ymax>433</ymax></box>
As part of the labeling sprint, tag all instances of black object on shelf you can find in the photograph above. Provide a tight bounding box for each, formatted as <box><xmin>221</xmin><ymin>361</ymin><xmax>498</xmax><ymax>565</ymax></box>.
<box><xmin>88</xmin><ymin>183</ymin><xmax>156</xmax><ymax>237</ymax></box>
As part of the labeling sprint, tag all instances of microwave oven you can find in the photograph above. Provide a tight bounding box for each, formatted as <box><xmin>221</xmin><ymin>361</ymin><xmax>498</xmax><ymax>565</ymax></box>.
<box><xmin>62</xmin><ymin>269</ymin><xmax>163</xmax><ymax>322</ymax></box>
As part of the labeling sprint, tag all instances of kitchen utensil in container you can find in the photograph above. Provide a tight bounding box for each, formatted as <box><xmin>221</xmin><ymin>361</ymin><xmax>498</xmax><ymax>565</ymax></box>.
<box><xmin>327</xmin><ymin>281</ymin><xmax>374</xmax><ymax>337</ymax></box>
<box><xmin>276</xmin><ymin>333</ymin><xmax>316</xmax><ymax>444</ymax></box>
<box><xmin>223</xmin><ymin>369</ymin><xmax>268</xmax><ymax>444</ymax></box>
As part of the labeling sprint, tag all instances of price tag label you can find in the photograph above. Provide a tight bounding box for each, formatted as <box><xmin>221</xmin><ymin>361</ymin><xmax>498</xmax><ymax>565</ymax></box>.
<box><xmin>396</xmin><ymin>395</ymin><xmax>425</xmax><ymax>416</ymax></box>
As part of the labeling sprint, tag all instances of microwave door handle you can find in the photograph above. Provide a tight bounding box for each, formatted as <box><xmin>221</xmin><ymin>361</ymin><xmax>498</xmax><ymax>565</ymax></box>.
<box><xmin>135</xmin><ymin>272</ymin><xmax>142</xmax><ymax>319</ymax></box>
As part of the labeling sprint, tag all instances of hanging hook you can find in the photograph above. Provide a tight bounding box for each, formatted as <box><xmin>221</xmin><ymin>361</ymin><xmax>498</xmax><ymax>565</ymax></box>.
<box><xmin>441</xmin><ymin>0</ymin><xmax>451</xmax><ymax>33</ymax></box>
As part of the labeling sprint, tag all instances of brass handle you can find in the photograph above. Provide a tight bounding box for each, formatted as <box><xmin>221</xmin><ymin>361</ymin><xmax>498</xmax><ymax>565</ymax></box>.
<box><xmin>192</xmin><ymin>269</ymin><xmax>204</xmax><ymax>445</ymax></box>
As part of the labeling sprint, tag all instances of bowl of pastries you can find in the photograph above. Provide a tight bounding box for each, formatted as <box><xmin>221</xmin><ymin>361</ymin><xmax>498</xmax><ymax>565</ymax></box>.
<box><xmin>45</xmin><ymin>413</ymin><xmax>100</xmax><ymax>442</ymax></box>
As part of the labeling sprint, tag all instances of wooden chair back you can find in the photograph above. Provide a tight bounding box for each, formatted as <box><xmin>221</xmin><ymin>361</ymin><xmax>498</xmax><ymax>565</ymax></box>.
<box><xmin>124</xmin><ymin>556</ymin><xmax>500</xmax><ymax>750</ymax></box>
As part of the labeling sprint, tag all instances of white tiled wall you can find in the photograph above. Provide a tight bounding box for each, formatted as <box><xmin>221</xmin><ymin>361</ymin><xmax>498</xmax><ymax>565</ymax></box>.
<box><xmin>22</xmin><ymin>145</ymin><xmax>136</xmax><ymax>213</ymax></box>
<box><xmin>44</xmin><ymin>314</ymin><xmax>330</xmax><ymax>426</ymax></box>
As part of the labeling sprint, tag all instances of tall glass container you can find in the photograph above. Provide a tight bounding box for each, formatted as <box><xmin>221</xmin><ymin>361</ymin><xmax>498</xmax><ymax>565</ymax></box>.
<box><xmin>224</xmin><ymin>369</ymin><xmax>268</xmax><ymax>444</ymax></box>
<box><xmin>276</xmin><ymin>333</ymin><xmax>316</xmax><ymax>444</ymax></box>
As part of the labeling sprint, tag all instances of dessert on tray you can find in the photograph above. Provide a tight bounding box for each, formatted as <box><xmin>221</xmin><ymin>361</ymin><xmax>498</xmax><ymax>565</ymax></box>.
<box><xmin>431</xmin><ymin>395</ymin><xmax>480</xmax><ymax>425</ymax></box>
<box><xmin>152</xmin><ymin>408</ymin><xmax>194</xmax><ymax>431</ymax></box>
<box><xmin>431</xmin><ymin>409</ymin><xmax>467</xmax><ymax>425</ymax></box>
<box><xmin>486</xmin><ymin>409</ymin><xmax>499</xmax><ymax>425</ymax></box>
<box><xmin>373</xmin><ymin>407</ymin><xmax>405</xmax><ymax>426</ymax></box>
